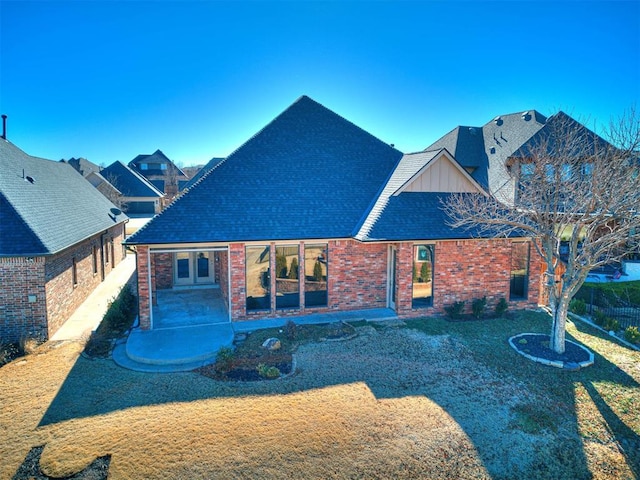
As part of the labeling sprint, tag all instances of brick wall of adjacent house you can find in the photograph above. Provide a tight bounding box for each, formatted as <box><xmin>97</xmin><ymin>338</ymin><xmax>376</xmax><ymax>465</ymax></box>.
<box><xmin>0</xmin><ymin>223</ymin><xmax>126</xmax><ymax>342</ymax></box>
<box><xmin>0</xmin><ymin>256</ymin><xmax>47</xmax><ymax>342</ymax></box>
<box><xmin>44</xmin><ymin>223</ymin><xmax>125</xmax><ymax>338</ymax></box>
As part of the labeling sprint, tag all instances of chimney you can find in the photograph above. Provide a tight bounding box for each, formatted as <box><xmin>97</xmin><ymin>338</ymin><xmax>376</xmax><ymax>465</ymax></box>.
<box><xmin>1</xmin><ymin>115</ymin><xmax>6</xmax><ymax>140</ymax></box>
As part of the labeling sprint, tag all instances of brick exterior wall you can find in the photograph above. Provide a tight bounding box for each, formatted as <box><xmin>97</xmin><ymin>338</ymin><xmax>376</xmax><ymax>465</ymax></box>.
<box><xmin>0</xmin><ymin>223</ymin><xmax>126</xmax><ymax>342</ymax></box>
<box><xmin>0</xmin><ymin>256</ymin><xmax>47</xmax><ymax>342</ymax></box>
<box><xmin>134</xmin><ymin>238</ymin><xmax>542</xmax><ymax>330</ymax></box>
<box><xmin>155</xmin><ymin>253</ymin><xmax>173</xmax><ymax>289</ymax></box>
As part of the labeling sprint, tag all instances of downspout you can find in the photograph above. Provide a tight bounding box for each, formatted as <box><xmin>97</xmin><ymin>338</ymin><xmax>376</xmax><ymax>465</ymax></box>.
<box><xmin>148</xmin><ymin>247</ymin><xmax>153</xmax><ymax>329</ymax></box>
<box><xmin>227</xmin><ymin>246</ymin><xmax>232</xmax><ymax>323</ymax></box>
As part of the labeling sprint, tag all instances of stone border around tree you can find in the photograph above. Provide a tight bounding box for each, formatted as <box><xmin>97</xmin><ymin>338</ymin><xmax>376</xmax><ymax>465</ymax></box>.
<box><xmin>508</xmin><ymin>333</ymin><xmax>595</xmax><ymax>370</ymax></box>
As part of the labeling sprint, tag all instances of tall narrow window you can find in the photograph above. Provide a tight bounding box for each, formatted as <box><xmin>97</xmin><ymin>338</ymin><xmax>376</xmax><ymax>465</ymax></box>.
<box><xmin>104</xmin><ymin>241</ymin><xmax>109</xmax><ymax>264</ymax></box>
<box><xmin>72</xmin><ymin>257</ymin><xmax>78</xmax><ymax>287</ymax></box>
<box><xmin>412</xmin><ymin>245</ymin><xmax>434</xmax><ymax>308</ymax></box>
<box><xmin>510</xmin><ymin>242</ymin><xmax>529</xmax><ymax>300</ymax></box>
<box><xmin>305</xmin><ymin>244</ymin><xmax>328</xmax><ymax>307</ymax></box>
<box><xmin>276</xmin><ymin>245</ymin><xmax>300</xmax><ymax>309</ymax></box>
<box><xmin>92</xmin><ymin>245</ymin><xmax>98</xmax><ymax>275</ymax></box>
<box><xmin>246</xmin><ymin>246</ymin><xmax>270</xmax><ymax>311</ymax></box>
<box><xmin>110</xmin><ymin>238</ymin><xmax>115</xmax><ymax>266</ymax></box>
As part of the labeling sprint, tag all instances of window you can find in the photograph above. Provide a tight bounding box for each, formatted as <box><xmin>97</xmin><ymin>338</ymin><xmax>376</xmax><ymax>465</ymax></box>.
<box><xmin>104</xmin><ymin>241</ymin><xmax>109</xmax><ymax>264</ymax></box>
<box><xmin>160</xmin><ymin>163</ymin><xmax>167</xmax><ymax>170</ymax></box>
<box><xmin>246</xmin><ymin>246</ymin><xmax>270</xmax><ymax>311</ymax></box>
<box><xmin>305</xmin><ymin>244</ymin><xmax>328</xmax><ymax>307</ymax></box>
<box><xmin>72</xmin><ymin>257</ymin><xmax>78</xmax><ymax>287</ymax></box>
<box><xmin>510</xmin><ymin>242</ymin><xmax>529</xmax><ymax>300</ymax></box>
<box><xmin>412</xmin><ymin>245</ymin><xmax>434</xmax><ymax>308</ymax></box>
<box><xmin>92</xmin><ymin>246</ymin><xmax>98</xmax><ymax>275</ymax></box>
<box><xmin>110</xmin><ymin>238</ymin><xmax>115</xmax><ymax>266</ymax></box>
<box><xmin>276</xmin><ymin>245</ymin><xmax>300</xmax><ymax>309</ymax></box>
<box><xmin>140</xmin><ymin>163</ymin><xmax>148</xmax><ymax>170</ymax></box>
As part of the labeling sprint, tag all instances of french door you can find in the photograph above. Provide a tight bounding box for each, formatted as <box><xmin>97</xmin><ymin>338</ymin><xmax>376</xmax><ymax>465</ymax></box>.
<box><xmin>174</xmin><ymin>252</ymin><xmax>215</xmax><ymax>285</ymax></box>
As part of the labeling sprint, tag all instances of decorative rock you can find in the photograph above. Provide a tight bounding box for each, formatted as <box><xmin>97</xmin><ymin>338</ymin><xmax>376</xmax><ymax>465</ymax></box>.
<box><xmin>262</xmin><ymin>337</ymin><xmax>281</xmax><ymax>351</ymax></box>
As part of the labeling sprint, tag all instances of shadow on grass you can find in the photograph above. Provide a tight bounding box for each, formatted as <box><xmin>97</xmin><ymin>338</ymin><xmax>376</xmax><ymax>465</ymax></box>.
<box><xmin>37</xmin><ymin>312</ymin><xmax>640</xmax><ymax>478</ymax></box>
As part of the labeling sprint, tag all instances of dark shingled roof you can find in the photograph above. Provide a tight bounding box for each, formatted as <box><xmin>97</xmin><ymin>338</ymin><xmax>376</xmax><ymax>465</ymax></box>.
<box><xmin>101</xmin><ymin>161</ymin><xmax>164</xmax><ymax>198</ymax></box>
<box><xmin>365</xmin><ymin>192</ymin><xmax>487</xmax><ymax>241</ymax></box>
<box><xmin>0</xmin><ymin>139</ymin><xmax>127</xmax><ymax>256</ymax></box>
<box><xmin>126</xmin><ymin>96</ymin><xmax>403</xmax><ymax>244</ymax></box>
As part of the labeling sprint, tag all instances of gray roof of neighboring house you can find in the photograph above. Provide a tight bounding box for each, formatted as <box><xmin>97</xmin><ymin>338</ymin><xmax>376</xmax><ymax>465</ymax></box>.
<box><xmin>0</xmin><ymin>139</ymin><xmax>127</xmax><ymax>256</ymax></box>
<box><xmin>126</xmin><ymin>95</ymin><xmax>404</xmax><ymax>245</ymax></box>
<box><xmin>129</xmin><ymin>149</ymin><xmax>188</xmax><ymax>178</ymax></box>
<box><xmin>65</xmin><ymin>157</ymin><xmax>102</xmax><ymax>177</ymax></box>
<box><xmin>425</xmin><ymin>110</ymin><xmax>547</xmax><ymax>202</ymax></box>
<box><xmin>183</xmin><ymin>157</ymin><xmax>225</xmax><ymax>190</ymax></box>
<box><xmin>101</xmin><ymin>161</ymin><xmax>164</xmax><ymax>198</ymax></box>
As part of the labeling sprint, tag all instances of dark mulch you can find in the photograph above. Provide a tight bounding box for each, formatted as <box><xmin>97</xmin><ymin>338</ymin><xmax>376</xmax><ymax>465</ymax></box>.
<box><xmin>225</xmin><ymin>361</ymin><xmax>293</xmax><ymax>382</ymax></box>
<box><xmin>12</xmin><ymin>444</ymin><xmax>111</xmax><ymax>480</ymax></box>
<box><xmin>511</xmin><ymin>333</ymin><xmax>591</xmax><ymax>364</ymax></box>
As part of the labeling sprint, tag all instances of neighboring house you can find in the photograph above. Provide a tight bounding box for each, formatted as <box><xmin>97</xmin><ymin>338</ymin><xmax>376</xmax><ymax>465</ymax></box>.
<box><xmin>128</xmin><ymin>149</ymin><xmax>189</xmax><ymax>202</ymax></box>
<box><xmin>65</xmin><ymin>157</ymin><xmax>103</xmax><ymax>178</ymax></box>
<box><xmin>0</xmin><ymin>139</ymin><xmax>128</xmax><ymax>342</ymax></box>
<box><xmin>182</xmin><ymin>157</ymin><xmax>225</xmax><ymax>190</ymax></box>
<box><xmin>100</xmin><ymin>161</ymin><xmax>164</xmax><ymax>214</ymax></box>
<box><xmin>425</xmin><ymin>109</ymin><xmax>621</xmax><ymax>206</ymax></box>
<box><xmin>125</xmin><ymin>96</ymin><xmax>541</xmax><ymax>330</ymax></box>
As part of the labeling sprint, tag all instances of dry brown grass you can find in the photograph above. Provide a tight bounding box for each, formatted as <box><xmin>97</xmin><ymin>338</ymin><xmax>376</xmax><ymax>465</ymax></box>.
<box><xmin>1</xmin><ymin>312</ymin><xmax>638</xmax><ymax>479</ymax></box>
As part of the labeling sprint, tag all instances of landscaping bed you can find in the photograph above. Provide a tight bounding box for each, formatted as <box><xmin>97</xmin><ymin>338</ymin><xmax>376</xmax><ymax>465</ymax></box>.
<box><xmin>197</xmin><ymin>320</ymin><xmax>356</xmax><ymax>381</ymax></box>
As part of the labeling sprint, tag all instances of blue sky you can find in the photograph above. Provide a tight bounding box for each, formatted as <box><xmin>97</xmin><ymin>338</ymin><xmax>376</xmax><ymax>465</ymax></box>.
<box><xmin>1</xmin><ymin>1</ymin><xmax>639</xmax><ymax>167</ymax></box>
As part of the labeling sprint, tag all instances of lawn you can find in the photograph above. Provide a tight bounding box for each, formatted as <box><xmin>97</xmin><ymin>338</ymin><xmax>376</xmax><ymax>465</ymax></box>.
<box><xmin>1</xmin><ymin>311</ymin><xmax>638</xmax><ymax>479</ymax></box>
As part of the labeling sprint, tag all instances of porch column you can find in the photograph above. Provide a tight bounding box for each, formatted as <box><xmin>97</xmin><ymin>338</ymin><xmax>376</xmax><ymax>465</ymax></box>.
<box><xmin>136</xmin><ymin>246</ymin><xmax>152</xmax><ymax>330</ymax></box>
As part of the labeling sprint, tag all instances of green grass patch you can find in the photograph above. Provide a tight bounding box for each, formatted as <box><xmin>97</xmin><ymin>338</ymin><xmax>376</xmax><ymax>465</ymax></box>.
<box><xmin>509</xmin><ymin>403</ymin><xmax>558</xmax><ymax>434</ymax></box>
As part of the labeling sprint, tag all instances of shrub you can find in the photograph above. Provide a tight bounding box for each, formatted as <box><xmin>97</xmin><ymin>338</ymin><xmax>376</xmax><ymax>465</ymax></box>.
<box><xmin>276</xmin><ymin>254</ymin><xmax>288</xmax><ymax>278</ymax></box>
<box><xmin>593</xmin><ymin>310</ymin><xmax>608</xmax><ymax>326</ymax></box>
<box><xmin>495</xmin><ymin>298</ymin><xmax>509</xmax><ymax>317</ymax></box>
<box><xmin>288</xmin><ymin>257</ymin><xmax>299</xmax><ymax>279</ymax></box>
<box><xmin>256</xmin><ymin>363</ymin><xmax>280</xmax><ymax>379</ymax></box>
<box><xmin>420</xmin><ymin>262</ymin><xmax>431</xmax><ymax>282</ymax></box>
<box><xmin>569</xmin><ymin>298</ymin><xmax>587</xmax><ymax>316</ymax></box>
<box><xmin>603</xmin><ymin>317</ymin><xmax>620</xmax><ymax>332</ymax></box>
<box><xmin>284</xmin><ymin>320</ymin><xmax>298</xmax><ymax>340</ymax></box>
<box><xmin>624</xmin><ymin>326</ymin><xmax>640</xmax><ymax>345</ymax></box>
<box><xmin>215</xmin><ymin>346</ymin><xmax>235</xmax><ymax>373</ymax></box>
<box><xmin>445</xmin><ymin>300</ymin><xmax>466</xmax><ymax>320</ymax></box>
<box><xmin>471</xmin><ymin>296</ymin><xmax>487</xmax><ymax>319</ymax></box>
<box><xmin>313</xmin><ymin>260</ymin><xmax>324</xmax><ymax>282</ymax></box>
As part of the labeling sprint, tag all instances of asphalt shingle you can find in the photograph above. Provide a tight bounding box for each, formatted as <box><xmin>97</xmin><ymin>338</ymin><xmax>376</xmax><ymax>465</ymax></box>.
<box><xmin>0</xmin><ymin>139</ymin><xmax>127</xmax><ymax>256</ymax></box>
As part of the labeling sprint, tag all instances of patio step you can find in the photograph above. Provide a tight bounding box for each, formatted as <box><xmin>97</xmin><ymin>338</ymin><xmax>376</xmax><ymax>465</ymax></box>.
<box><xmin>124</xmin><ymin>323</ymin><xmax>234</xmax><ymax>366</ymax></box>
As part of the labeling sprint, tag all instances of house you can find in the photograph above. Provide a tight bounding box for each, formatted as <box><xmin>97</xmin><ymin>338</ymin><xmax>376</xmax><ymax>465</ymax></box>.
<box><xmin>182</xmin><ymin>157</ymin><xmax>225</xmax><ymax>190</ymax></box>
<box><xmin>65</xmin><ymin>157</ymin><xmax>103</xmax><ymax>178</ymax></box>
<box><xmin>125</xmin><ymin>96</ymin><xmax>541</xmax><ymax>330</ymax></box>
<box><xmin>0</xmin><ymin>138</ymin><xmax>128</xmax><ymax>343</ymax></box>
<box><xmin>100</xmin><ymin>161</ymin><xmax>164</xmax><ymax>214</ymax></box>
<box><xmin>128</xmin><ymin>149</ymin><xmax>189</xmax><ymax>202</ymax></box>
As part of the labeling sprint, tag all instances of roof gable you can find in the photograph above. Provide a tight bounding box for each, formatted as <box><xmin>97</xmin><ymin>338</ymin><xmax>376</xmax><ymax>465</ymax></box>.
<box><xmin>396</xmin><ymin>149</ymin><xmax>484</xmax><ymax>194</ymax></box>
<box><xmin>127</xmin><ymin>96</ymin><xmax>403</xmax><ymax>244</ymax></box>
<box><xmin>0</xmin><ymin>139</ymin><xmax>127</xmax><ymax>256</ymax></box>
<box><xmin>129</xmin><ymin>149</ymin><xmax>187</xmax><ymax>178</ymax></box>
<box><xmin>102</xmin><ymin>161</ymin><xmax>164</xmax><ymax>198</ymax></box>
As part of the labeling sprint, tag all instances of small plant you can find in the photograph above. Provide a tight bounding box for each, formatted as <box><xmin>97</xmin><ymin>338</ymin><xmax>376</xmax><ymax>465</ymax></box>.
<box><xmin>624</xmin><ymin>326</ymin><xmax>640</xmax><ymax>345</ymax></box>
<box><xmin>215</xmin><ymin>346</ymin><xmax>235</xmax><ymax>373</ymax></box>
<box><xmin>495</xmin><ymin>298</ymin><xmax>509</xmax><ymax>317</ymax></box>
<box><xmin>518</xmin><ymin>338</ymin><xmax>528</xmax><ymax>345</ymax></box>
<box><xmin>284</xmin><ymin>320</ymin><xmax>298</xmax><ymax>340</ymax></box>
<box><xmin>313</xmin><ymin>260</ymin><xmax>324</xmax><ymax>282</ymax></box>
<box><xmin>18</xmin><ymin>336</ymin><xmax>40</xmax><ymax>356</ymax></box>
<box><xmin>256</xmin><ymin>363</ymin><xmax>280</xmax><ymax>379</ymax></box>
<box><xmin>444</xmin><ymin>300</ymin><xmax>466</xmax><ymax>320</ymax></box>
<box><xmin>569</xmin><ymin>298</ymin><xmax>587</xmax><ymax>316</ymax></box>
<box><xmin>471</xmin><ymin>296</ymin><xmax>487</xmax><ymax>319</ymax></box>
<box><xmin>593</xmin><ymin>310</ymin><xmax>608</xmax><ymax>327</ymax></box>
<box><xmin>288</xmin><ymin>258</ymin><xmax>299</xmax><ymax>279</ymax></box>
<box><xmin>603</xmin><ymin>317</ymin><xmax>620</xmax><ymax>332</ymax></box>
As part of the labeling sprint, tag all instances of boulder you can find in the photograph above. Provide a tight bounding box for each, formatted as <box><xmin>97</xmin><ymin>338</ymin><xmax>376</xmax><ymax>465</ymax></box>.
<box><xmin>262</xmin><ymin>337</ymin><xmax>281</xmax><ymax>351</ymax></box>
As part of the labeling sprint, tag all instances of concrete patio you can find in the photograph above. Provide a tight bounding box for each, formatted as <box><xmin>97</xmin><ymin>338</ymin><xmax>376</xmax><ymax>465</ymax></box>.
<box><xmin>113</xmin><ymin>286</ymin><xmax>398</xmax><ymax>372</ymax></box>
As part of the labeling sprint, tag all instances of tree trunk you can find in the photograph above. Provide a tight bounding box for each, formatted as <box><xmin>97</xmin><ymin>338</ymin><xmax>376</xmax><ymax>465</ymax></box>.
<box><xmin>550</xmin><ymin>295</ymin><xmax>569</xmax><ymax>354</ymax></box>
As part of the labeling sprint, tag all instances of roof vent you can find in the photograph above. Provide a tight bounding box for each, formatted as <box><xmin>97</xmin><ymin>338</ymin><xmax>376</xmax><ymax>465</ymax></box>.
<box><xmin>522</xmin><ymin>111</ymin><xmax>532</xmax><ymax>121</ymax></box>
<box><xmin>25</xmin><ymin>176</ymin><xmax>35</xmax><ymax>184</ymax></box>
<box><xmin>494</xmin><ymin>116</ymin><xmax>503</xmax><ymax>126</ymax></box>
<box><xmin>490</xmin><ymin>147</ymin><xmax>496</xmax><ymax>154</ymax></box>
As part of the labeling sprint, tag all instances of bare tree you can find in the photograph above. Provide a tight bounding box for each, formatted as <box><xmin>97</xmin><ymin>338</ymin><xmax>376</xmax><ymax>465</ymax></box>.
<box><xmin>443</xmin><ymin>109</ymin><xmax>640</xmax><ymax>354</ymax></box>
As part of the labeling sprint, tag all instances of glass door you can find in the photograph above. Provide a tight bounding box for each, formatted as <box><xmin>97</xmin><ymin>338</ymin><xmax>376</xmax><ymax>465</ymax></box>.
<box><xmin>174</xmin><ymin>252</ymin><xmax>193</xmax><ymax>285</ymax></box>
<box><xmin>195</xmin><ymin>252</ymin><xmax>214</xmax><ymax>284</ymax></box>
<box><xmin>388</xmin><ymin>246</ymin><xmax>397</xmax><ymax>310</ymax></box>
